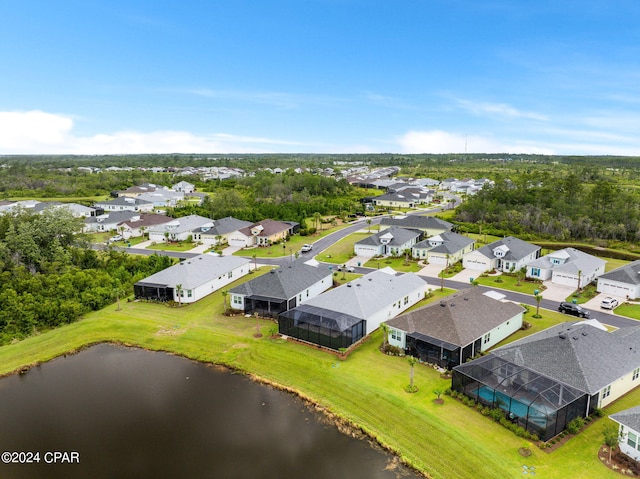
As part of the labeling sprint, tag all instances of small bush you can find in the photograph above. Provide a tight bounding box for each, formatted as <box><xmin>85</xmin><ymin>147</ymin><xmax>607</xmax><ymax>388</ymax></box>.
<box><xmin>566</xmin><ymin>417</ymin><xmax>585</xmax><ymax>434</ymax></box>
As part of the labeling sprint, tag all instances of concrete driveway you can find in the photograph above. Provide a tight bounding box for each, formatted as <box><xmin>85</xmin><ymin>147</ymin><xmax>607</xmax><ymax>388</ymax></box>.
<box><xmin>539</xmin><ymin>281</ymin><xmax>576</xmax><ymax>302</ymax></box>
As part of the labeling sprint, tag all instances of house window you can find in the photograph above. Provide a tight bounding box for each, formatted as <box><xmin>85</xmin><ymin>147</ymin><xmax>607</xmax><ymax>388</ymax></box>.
<box><xmin>628</xmin><ymin>431</ymin><xmax>637</xmax><ymax>449</ymax></box>
<box><xmin>483</xmin><ymin>332</ymin><xmax>491</xmax><ymax>344</ymax></box>
<box><xmin>233</xmin><ymin>296</ymin><xmax>242</xmax><ymax>305</ymax></box>
<box><xmin>403</xmin><ymin>295</ymin><xmax>409</xmax><ymax>305</ymax></box>
<box><xmin>633</xmin><ymin>368</ymin><xmax>640</xmax><ymax>381</ymax></box>
<box><xmin>187</xmin><ymin>290</ymin><xmax>192</xmax><ymax>298</ymax></box>
<box><xmin>228</xmin><ymin>271</ymin><xmax>233</xmax><ymax>278</ymax></box>
<box><xmin>602</xmin><ymin>385</ymin><xmax>611</xmax><ymax>399</ymax></box>
<box><xmin>390</xmin><ymin>329</ymin><xmax>401</xmax><ymax>341</ymax></box>
<box><xmin>531</xmin><ymin>268</ymin><xmax>540</xmax><ymax>277</ymax></box>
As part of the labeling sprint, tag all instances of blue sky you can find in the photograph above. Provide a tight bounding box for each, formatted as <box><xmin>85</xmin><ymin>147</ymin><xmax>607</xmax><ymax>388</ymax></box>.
<box><xmin>2</xmin><ymin>0</ymin><xmax>640</xmax><ymax>155</ymax></box>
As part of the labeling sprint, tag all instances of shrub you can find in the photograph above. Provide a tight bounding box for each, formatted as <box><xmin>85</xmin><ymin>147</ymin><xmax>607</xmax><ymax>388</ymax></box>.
<box><xmin>566</xmin><ymin>417</ymin><xmax>585</xmax><ymax>434</ymax></box>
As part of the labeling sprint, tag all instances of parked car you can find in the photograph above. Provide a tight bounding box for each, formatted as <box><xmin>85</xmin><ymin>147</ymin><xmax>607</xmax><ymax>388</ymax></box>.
<box><xmin>558</xmin><ymin>302</ymin><xmax>590</xmax><ymax>318</ymax></box>
<box><xmin>109</xmin><ymin>235</ymin><xmax>123</xmax><ymax>243</ymax></box>
<box><xmin>300</xmin><ymin>244</ymin><xmax>313</xmax><ymax>252</ymax></box>
<box><xmin>600</xmin><ymin>297</ymin><xmax>619</xmax><ymax>310</ymax></box>
<box><xmin>337</xmin><ymin>264</ymin><xmax>355</xmax><ymax>272</ymax></box>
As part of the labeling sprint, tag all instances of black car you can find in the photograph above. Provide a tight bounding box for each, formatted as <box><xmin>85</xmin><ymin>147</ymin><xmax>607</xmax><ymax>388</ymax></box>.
<box><xmin>558</xmin><ymin>302</ymin><xmax>590</xmax><ymax>318</ymax></box>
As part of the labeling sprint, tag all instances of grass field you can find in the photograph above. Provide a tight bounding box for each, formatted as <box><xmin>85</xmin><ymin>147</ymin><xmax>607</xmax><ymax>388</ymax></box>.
<box><xmin>0</xmin><ymin>277</ymin><xmax>633</xmax><ymax>479</ymax></box>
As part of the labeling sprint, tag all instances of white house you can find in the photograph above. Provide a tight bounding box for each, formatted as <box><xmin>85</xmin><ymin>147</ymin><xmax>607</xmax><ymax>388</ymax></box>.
<box><xmin>137</xmin><ymin>189</ymin><xmax>185</xmax><ymax>208</ymax></box>
<box><xmin>172</xmin><ymin>181</ymin><xmax>195</xmax><ymax>193</ymax></box>
<box><xmin>95</xmin><ymin>196</ymin><xmax>154</xmax><ymax>213</ymax></box>
<box><xmin>610</xmin><ymin>406</ymin><xmax>640</xmax><ymax>463</ymax></box>
<box><xmin>133</xmin><ymin>254</ymin><xmax>251</xmax><ymax>303</ymax></box>
<box><xmin>229</xmin><ymin>259</ymin><xmax>333</xmax><ymax>315</ymax></box>
<box><xmin>411</xmin><ymin>231</ymin><xmax>475</xmax><ymax>265</ymax></box>
<box><xmin>147</xmin><ymin>214</ymin><xmax>213</xmax><ymax>242</ymax></box>
<box><xmin>354</xmin><ymin>227</ymin><xmax>422</xmax><ymax>257</ymax></box>
<box><xmin>278</xmin><ymin>268</ymin><xmax>427</xmax><ymax>350</ymax></box>
<box><xmin>462</xmin><ymin>236</ymin><xmax>541</xmax><ymax>273</ymax></box>
<box><xmin>526</xmin><ymin>247</ymin><xmax>606</xmax><ymax>288</ymax></box>
<box><xmin>597</xmin><ymin>259</ymin><xmax>640</xmax><ymax>300</ymax></box>
<box><xmin>386</xmin><ymin>288</ymin><xmax>524</xmax><ymax>369</ymax></box>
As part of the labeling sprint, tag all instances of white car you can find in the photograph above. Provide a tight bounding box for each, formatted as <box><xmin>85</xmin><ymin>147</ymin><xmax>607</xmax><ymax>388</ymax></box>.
<box><xmin>600</xmin><ymin>297</ymin><xmax>619</xmax><ymax>310</ymax></box>
<box><xmin>337</xmin><ymin>264</ymin><xmax>355</xmax><ymax>273</ymax></box>
<box><xmin>300</xmin><ymin>244</ymin><xmax>313</xmax><ymax>252</ymax></box>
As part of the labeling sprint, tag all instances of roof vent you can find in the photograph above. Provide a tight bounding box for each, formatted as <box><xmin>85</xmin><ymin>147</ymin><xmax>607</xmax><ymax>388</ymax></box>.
<box><xmin>572</xmin><ymin>336</ymin><xmax>579</xmax><ymax>340</ymax></box>
<box><xmin>463</xmin><ymin>297</ymin><xmax>469</xmax><ymax>301</ymax></box>
<box><xmin>270</xmin><ymin>270</ymin><xmax>275</xmax><ymax>274</ymax></box>
<box><xmin>440</xmin><ymin>302</ymin><xmax>446</xmax><ymax>307</ymax></box>
<box><xmin>582</xmin><ymin>332</ymin><xmax>588</xmax><ymax>336</ymax></box>
<box><xmin>559</xmin><ymin>334</ymin><xmax>567</xmax><ymax>340</ymax></box>
<box><xmin>347</xmin><ymin>284</ymin><xmax>352</xmax><ymax>287</ymax></box>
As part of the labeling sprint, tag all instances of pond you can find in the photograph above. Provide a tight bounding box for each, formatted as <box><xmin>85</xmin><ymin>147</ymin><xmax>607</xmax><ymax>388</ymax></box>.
<box><xmin>0</xmin><ymin>344</ymin><xmax>420</xmax><ymax>479</ymax></box>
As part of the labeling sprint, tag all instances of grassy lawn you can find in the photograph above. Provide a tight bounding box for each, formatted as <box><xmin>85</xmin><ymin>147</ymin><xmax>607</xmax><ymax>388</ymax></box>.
<box><xmin>611</xmin><ymin>302</ymin><xmax>640</xmax><ymax>320</ymax></box>
<box><xmin>474</xmin><ymin>273</ymin><xmax>543</xmax><ymax>296</ymax></box>
<box><xmin>0</xmin><ymin>277</ymin><xmax>632</xmax><ymax>479</ymax></box>
<box><xmin>363</xmin><ymin>256</ymin><xmax>422</xmax><ymax>273</ymax></box>
<box><xmin>316</xmin><ymin>232</ymin><xmax>371</xmax><ymax>264</ymax></box>
<box><xmin>88</xmin><ymin>232</ymin><xmax>111</xmax><ymax>244</ymax></box>
<box><xmin>112</xmin><ymin>236</ymin><xmax>147</xmax><ymax>247</ymax></box>
<box><xmin>146</xmin><ymin>241</ymin><xmax>197</xmax><ymax>252</ymax></box>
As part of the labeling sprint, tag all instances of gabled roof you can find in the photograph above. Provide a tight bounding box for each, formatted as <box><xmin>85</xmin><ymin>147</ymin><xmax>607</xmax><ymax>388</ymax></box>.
<box><xmin>230</xmin><ymin>259</ymin><xmax>332</xmax><ymax>300</ymax></box>
<box><xmin>386</xmin><ymin>288</ymin><xmax>524</xmax><ymax>347</ymax></box>
<box><xmin>193</xmin><ymin>216</ymin><xmax>253</xmax><ymax>236</ymax></box>
<box><xmin>374</xmin><ymin>192</ymin><xmax>416</xmax><ymax>203</ymax></box>
<box><xmin>136</xmin><ymin>254</ymin><xmax>250</xmax><ymax>290</ymax></box>
<box><xmin>490</xmin><ymin>321</ymin><xmax>640</xmax><ymax>394</ymax></box>
<box><xmin>610</xmin><ymin>405</ymin><xmax>640</xmax><ymax>432</ymax></box>
<box><xmin>118</xmin><ymin>213</ymin><xmax>175</xmax><ymax>229</ymax></box>
<box><xmin>356</xmin><ymin>227</ymin><xmax>421</xmax><ymax>247</ymax></box>
<box><xmin>413</xmin><ymin>231</ymin><xmax>475</xmax><ymax>254</ymax></box>
<box><xmin>527</xmin><ymin>247</ymin><xmax>606</xmax><ymax>275</ymax></box>
<box><xmin>147</xmin><ymin>214</ymin><xmax>213</xmax><ymax>234</ymax></box>
<box><xmin>85</xmin><ymin>211</ymin><xmax>139</xmax><ymax>226</ymax></box>
<box><xmin>237</xmin><ymin>219</ymin><xmax>292</xmax><ymax>237</ymax></box>
<box><xmin>298</xmin><ymin>269</ymin><xmax>425</xmax><ymax>321</ymax></box>
<box><xmin>474</xmin><ymin>236</ymin><xmax>540</xmax><ymax>261</ymax></box>
<box><xmin>598</xmin><ymin>259</ymin><xmax>640</xmax><ymax>286</ymax></box>
<box><xmin>380</xmin><ymin>215</ymin><xmax>453</xmax><ymax>231</ymax></box>
<box><xmin>96</xmin><ymin>196</ymin><xmax>154</xmax><ymax>207</ymax></box>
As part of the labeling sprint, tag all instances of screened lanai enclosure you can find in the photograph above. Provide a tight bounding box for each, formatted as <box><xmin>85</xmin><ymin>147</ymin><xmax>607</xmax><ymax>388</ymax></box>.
<box><xmin>133</xmin><ymin>282</ymin><xmax>173</xmax><ymax>302</ymax></box>
<box><xmin>452</xmin><ymin>354</ymin><xmax>592</xmax><ymax>441</ymax></box>
<box><xmin>278</xmin><ymin>304</ymin><xmax>365</xmax><ymax>350</ymax></box>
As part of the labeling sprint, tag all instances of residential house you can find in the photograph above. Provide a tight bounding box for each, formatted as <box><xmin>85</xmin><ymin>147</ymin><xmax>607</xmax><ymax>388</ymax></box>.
<box><xmin>229</xmin><ymin>259</ymin><xmax>333</xmax><ymax>316</ymax></box>
<box><xmin>412</xmin><ymin>231</ymin><xmax>475</xmax><ymax>265</ymax></box>
<box><xmin>84</xmin><ymin>211</ymin><xmax>140</xmax><ymax>232</ymax></box>
<box><xmin>379</xmin><ymin>215</ymin><xmax>453</xmax><ymax>236</ymax></box>
<box><xmin>192</xmin><ymin>217</ymin><xmax>254</xmax><ymax>246</ymax></box>
<box><xmin>95</xmin><ymin>196</ymin><xmax>154</xmax><ymax>213</ymax></box>
<box><xmin>172</xmin><ymin>181</ymin><xmax>195</xmax><ymax>193</ymax></box>
<box><xmin>526</xmin><ymin>247</ymin><xmax>606</xmax><ymax>289</ymax></box>
<box><xmin>137</xmin><ymin>189</ymin><xmax>185</xmax><ymax>208</ymax></box>
<box><xmin>117</xmin><ymin>183</ymin><xmax>167</xmax><ymax>198</ymax></box>
<box><xmin>610</xmin><ymin>406</ymin><xmax>640</xmax><ymax>463</ymax></box>
<box><xmin>147</xmin><ymin>214</ymin><xmax>213</xmax><ymax>242</ymax></box>
<box><xmin>372</xmin><ymin>192</ymin><xmax>417</xmax><ymax>209</ymax></box>
<box><xmin>462</xmin><ymin>236</ymin><xmax>541</xmax><ymax>273</ymax></box>
<box><xmin>227</xmin><ymin>219</ymin><xmax>294</xmax><ymax>248</ymax></box>
<box><xmin>354</xmin><ymin>227</ymin><xmax>422</xmax><ymax>257</ymax></box>
<box><xmin>452</xmin><ymin>320</ymin><xmax>640</xmax><ymax>441</ymax></box>
<box><xmin>133</xmin><ymin>254</ymin><xmax>251</xmax><ymax>303</ymax></box>
<box><xmin>278</xmin><ymin>268</ymin><xmax>426</xmax><ymax>350</ymax></box>
<box><xmin>117</xmin><ymin>213</ymin><xmax>175</xmax><ymax>239</ymax></box>
<box><xmin>33</xmin><ymin>202</ymin><xmax>96</xmax><ymax>218</ymax></box>
<box><xmin>386</xmin><ymin>288</ymin><xmax>524</xmax><ymax>369</ymax></box>
<box><xmin>597</xmin><ymin>259</ymin><xmax>640</xmax><ymax>300</ymax></box>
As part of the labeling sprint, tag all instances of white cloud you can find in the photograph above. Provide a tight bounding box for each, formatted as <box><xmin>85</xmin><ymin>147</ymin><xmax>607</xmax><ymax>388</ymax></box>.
<box><xmin>397</xmin><ymin>130</ymin><xmax>553</xmax><ymax>154</ymax></box>
<box><xmin>0</xmin><ymin>110</ymin><xmax>303</xmax><ymax>154</ymax></box>
<box><xmin>454</xmin><ymin>98</ymin><xmax>548</xmax><ymax>121</ymax></box>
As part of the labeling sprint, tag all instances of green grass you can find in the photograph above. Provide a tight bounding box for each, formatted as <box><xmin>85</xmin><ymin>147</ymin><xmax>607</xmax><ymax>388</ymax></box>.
<box><xmin>317</xmin><ymin>232</ymin><xmax>371</xmax><ymax>264</ymax></box>
<box><xmin>363</xmin><ymin>256</ymin><xmax>422</xmax><ymax>273</ymax></box>
<box><xmin>611</xmin><ymin>302</ymin><xmax>640</xmax><ymax>320</ymax></box>
<box><xmin>112</xmin><ymin>236</ymin><xmax>147</xmax><ymax>247</ymax></box>
<box><xmin>89</xmin><ymin>232</ymin><xmax>111</xmax><ymax>244</ymax></box>
<box><xmin>146</xmin><ymin>241</ymin><xmax>197</xmax><ymax>252</ymax></box>
<box><xmin>0</xmin><ymin>280</ymin><xmax>632</xmax><ymax>479</ymax></box>
<box><xmin>474</xmin><ymin>273</ymin><xmax>543</xmax><ymax>295</ymax></box>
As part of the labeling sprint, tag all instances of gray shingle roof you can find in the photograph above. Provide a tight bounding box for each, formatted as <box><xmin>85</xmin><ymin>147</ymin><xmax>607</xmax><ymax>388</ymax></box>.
<box><xmin>387</xmin><ymin>288</ymin><xmax>524</xmax><ymax>347</ymax></box>
<box><xmin>610</xmin><ymin>406</ymin><xmax>640</xmax><ymax>431</ymax></box>
<box><xmin>230</xmin><ymin>259</ymin><xmax>332</xmax><ymax>300</ymax></box>
<box><xmin>380</xmin><ymin>215</ymin><xmax>453</xmax><ymax>231</ymax></box>
<box><xmin>193</xmin><ymin>216</ymin><xmax>253</xmax><ymax>236</ymax></box>
<box><xmin>148</xmin><ymin>214</ymin><xmax>213</xmax><ymax>234</ymax></box>
<box><xmin>413</xmin><ymin>231</ymin><xmax>475</xmax><ymax>254</ymax></box>
<box><xmin>356</xmin><ymin>227</ymin><xmax>421</xmax><ymax>247</ymax></box>
<box><xmin>298</xmin><ymin>269</ymin><xmax>425</xmax><ymax>320</ymax></box>
<box><xmin>490</xmin><ymin>322</ymin><xmax>640</xmax><ymax>394</ymax></box>
<box><xmin>136</xmin><ymin>254</ymin><xmax>250</xmax><ymax>290</ymax></box>
<box><xmin>598</xmin><ymin>259</ymin><xmax>640</xmax><ymax>286</ymax></box>
<box><xmin>475</xmin><ymin>236</ymin><xmax>540</xmax><ymax>262</ymax></box>
<box><xmin>526</xmin><ymin>247</ymin><xmax>606</xmax><ymax>275</ymax></box>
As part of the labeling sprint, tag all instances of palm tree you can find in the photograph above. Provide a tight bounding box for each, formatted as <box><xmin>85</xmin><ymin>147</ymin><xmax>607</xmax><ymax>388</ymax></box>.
<box><xmin>367</xmin><ymin>219</ymin><xmax>372</xmax><ymax>233</ymax></box>
<box><xmin>313</xmin><ymin>212</ymin><xmax>322</xmax><ymax>232</ymax></box>
<box><xmin>407</xmin><ymin>356</ymin><xmax>418</xmax><ymax>392</ymax></box>
<box><xmin>440</xmin><ymin>254</ymin><xmax>450</xmax><ymax>292</ymax></box>
<box><xmin>113</xmin><ymin>284</ymin><xmax>125</xmax><ymax>311</ymax></box>
<box><xmin>252</xmin><ymin>253</ymin><xmax>258</xmax><ymax>271</ymax></box>
<box><xmin>175</xmin><ymin>284</ymin><xmax>183</xmax><ymax>307</ymax></box>
<box><xmin>535</xmin><ymin>293</ymin><xmax>542</xmax><ymax>316</ymax></box>
<box><xmin>603</xmin><ymin>424</ymin><xmax>621</xmax><ymax>462</ymax></box>
<box><xmin>222</xmin><ymin>290</ymin><xmax>229</xmax><ymax>312</ymax></box>
<box><xmin>380</xmin><ymin>322</ymin><xmax>389</xmax><ymax>351</ymax></box>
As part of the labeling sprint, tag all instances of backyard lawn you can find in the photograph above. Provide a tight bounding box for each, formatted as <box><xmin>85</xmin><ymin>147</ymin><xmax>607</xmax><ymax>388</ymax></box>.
<box><xmin>146</xmin><ymin>241</ymin><xmax>198</xmax><ymax>252</ymax></box>
<box><xmin>0</xmin><ymin>277</ymin><xmax>633</xmax><ymax>479</ymax></box>
<box><xmin>474</xmin><ymin>272</ymin><xmax>543</xmax><ymax>296</ymax></box>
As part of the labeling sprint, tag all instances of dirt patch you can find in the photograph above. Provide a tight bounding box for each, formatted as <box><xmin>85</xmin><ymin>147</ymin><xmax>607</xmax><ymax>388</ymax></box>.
<box><xmin>156</xmin><ymin>328</ymin><xmax>186</xmax><ymax>336</ymax></box>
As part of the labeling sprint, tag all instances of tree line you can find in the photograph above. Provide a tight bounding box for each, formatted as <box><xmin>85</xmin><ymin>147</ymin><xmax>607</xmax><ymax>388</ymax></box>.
<box><xmin>0</xmin><ymin>208</ymin><xmax>173</xmax><ymax>344</ymax></box>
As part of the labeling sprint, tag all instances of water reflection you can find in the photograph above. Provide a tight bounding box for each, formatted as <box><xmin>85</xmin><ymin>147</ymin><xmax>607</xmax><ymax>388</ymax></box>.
<box><xmin>0</xmin><ymin>344</ymin><xmax>419</xmax><ymax>479</ymax></box>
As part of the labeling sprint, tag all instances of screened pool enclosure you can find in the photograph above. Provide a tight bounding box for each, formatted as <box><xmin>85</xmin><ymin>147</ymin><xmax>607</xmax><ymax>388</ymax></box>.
<box><xmin>278</xmin><ymin>304</ymin><xmax>365</xmax><ymax>350</ymax></box>
<box><xmin>452</xmin><ymin>354</ymin><xmax>592</xmax><ymax>441</ymax></box>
